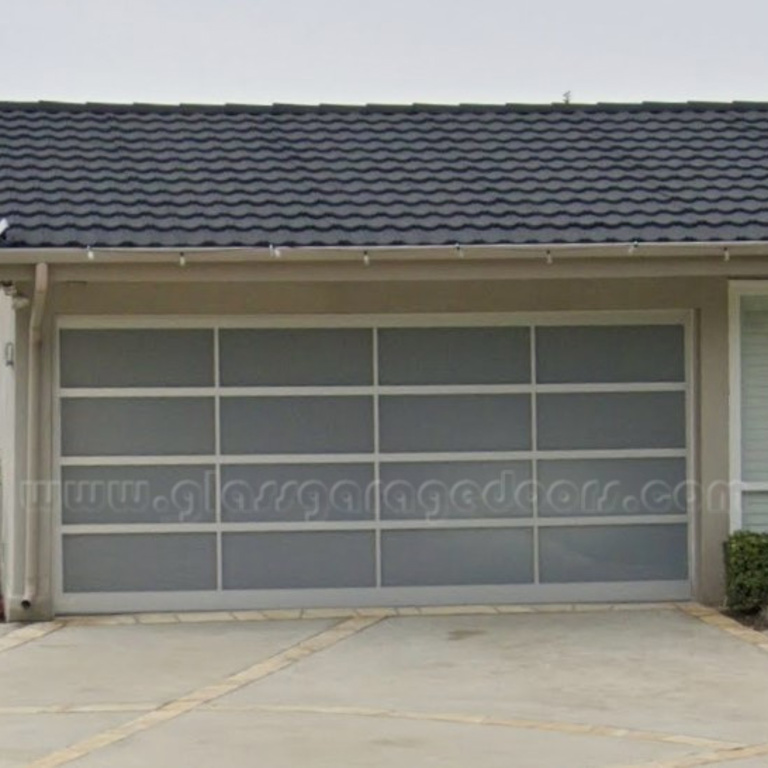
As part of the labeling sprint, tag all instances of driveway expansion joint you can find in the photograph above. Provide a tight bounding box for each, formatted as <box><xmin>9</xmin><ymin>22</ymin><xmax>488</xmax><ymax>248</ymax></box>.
<box><xmin>56</xmin><ymin>601</ymin><xmax>682</xmax><ymax>628</ymax></box>
<box><xmin>200</xmin><ymin>702</ymin><xmax>745</xmax><ymax>752</ymax></box>
<box><xmin>677</xmin><ymin>603</ymin><xmax>768</xmax><ymax>652</ymax></box>
<box><xmin>22</xmin><ymin>615</ymin><xmax>384</xmax><ymax>768</ymax></box>
<box><xmin>615</xmin><ymin>740</ymin><xmax>768</xmax><ymax>768</ymax></box>
<box><xmin>0</xmin><ymin>621</ymin><xmax>63</xmax><ymax>654</ymax></box>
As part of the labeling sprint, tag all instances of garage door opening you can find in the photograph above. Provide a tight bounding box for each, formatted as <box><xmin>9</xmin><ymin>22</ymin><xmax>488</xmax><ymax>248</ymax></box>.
<box><xmin>53</xmin><ymin>313</ymin><xmax>693</xmax><ymax>613</ymax></box>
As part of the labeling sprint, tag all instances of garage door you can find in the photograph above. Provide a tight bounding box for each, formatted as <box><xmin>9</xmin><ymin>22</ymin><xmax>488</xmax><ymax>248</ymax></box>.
<box><xmin>54</xmin><ymin>315</ymin><xmax>691</xmax><ymax>613</ymax></box>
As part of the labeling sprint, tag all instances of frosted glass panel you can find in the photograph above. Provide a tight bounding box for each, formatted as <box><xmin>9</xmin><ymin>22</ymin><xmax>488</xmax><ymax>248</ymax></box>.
<box><xmin>742</xmin><ymin>493</ymin><xmax>768</xmax><ymax>533</ymax></box>
<box><xmin>380</xmin><ymin>395</ymin><xmax>531</xmax><ymax>453</ymax></box>
<box><xmin>741</xmin><ymin>301</ymin><xmax>768</xmax><ymax>481</ymax></box>
<box><xmin>537</xmin><ymin>392</ymin><xmax>685</xmax><ymax>450</ymax></box>
<box><xmin>219</xmin><ymin>329</ymin><xmax>372</xmax><ymax>386</ymax></box>
<box><xmin>539</xmin><ymin>525</ymin><xmax>688</xmax><ymax>582</ymax></box>
<box><xmin>537</xmin><ymin>325</ymin><xmax>684</xmax><ymax>383</ymax></box>
<box><xmin>222</xmin><ymin>532</ymin><xmax>376</xmax><ymax>589</ymax></box>
<box><xmin>379</xmin><ymin>327</ymin><xmax>530</xmax><ymax>385</ymax></box>
<box><xmin>61</xmin><ymin>398</ymin><xmax>215</xmax><ymax>456</ymax></box>
<box><xmin>220</xmin><ymin>464</ymin><xmax>375</xmax><ymax>522</ymax></box>
<box><xmin>380</xmin><ymin>461</ymin><xmax>533</xmax><ymax>519</ymax></box>
<box><xmin>538</xmin><ymin>458</ymin><xmax>687</xmax><ymax>517</ymax></box>
<box><xmin>220</xmin><ymin>396</ymin><xmax>373</xmax><ymax>454</ymax></box>
<box><xmin>63</xmin><ymin>534</ymin><xmax>217</xmax><ymax>592</ymax></box>
<box><xmin>62</xmin><ymin>465</ymin><xmax>216</xmax><ymax>524</ymax></box>
<box><xmin>60</xmin><ymin>330</ymin><xmax>213</xmax><ymax>388</ymax></box>
<box><xmin>381</xmin><ymin>529</ymin><xmax>533</xmax><ymax>586</ymax></box>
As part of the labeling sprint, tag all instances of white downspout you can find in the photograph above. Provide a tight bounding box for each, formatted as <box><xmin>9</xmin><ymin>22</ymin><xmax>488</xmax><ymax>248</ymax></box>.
<box><xmin>21</xmin><ymin>263</ymin><xmax>48</xmax><ymax>611</ymax></box>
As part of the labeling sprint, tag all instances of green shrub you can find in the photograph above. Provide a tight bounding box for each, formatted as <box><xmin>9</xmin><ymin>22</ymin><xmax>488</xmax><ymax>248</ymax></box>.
<box><xmin>724</xmin><ymin>530</ymin><xmax>768</xmax><ymax>613</ymax></box>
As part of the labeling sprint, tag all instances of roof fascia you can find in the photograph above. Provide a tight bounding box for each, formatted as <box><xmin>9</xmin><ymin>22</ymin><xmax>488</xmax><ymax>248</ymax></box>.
<box><xmin>0</xmin><ymin>240</ymin><xmax>767</xmax><ymax>267</ymax></box>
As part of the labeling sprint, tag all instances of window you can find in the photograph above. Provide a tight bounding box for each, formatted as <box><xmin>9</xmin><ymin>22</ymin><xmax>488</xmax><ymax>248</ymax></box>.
<box><xmin>731</xmin><ymin>287</ymin><xmax>768</xmax><ymax>532</ymax></box>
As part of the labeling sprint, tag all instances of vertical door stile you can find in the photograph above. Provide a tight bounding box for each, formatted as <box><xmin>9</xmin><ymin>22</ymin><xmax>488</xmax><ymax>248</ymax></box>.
<box><xmin>530</xmin><ymin>325</ymin><xmax>540</xmax><ymax>585</ymax></box>
<box><xmin>214</xmin><ymin>326</ymin><xmax>223</xmax><ymax>591</ymax></box>
<box><xmin>373</xmin><ymin>327</ymin><xmax>382</xmax><ymax>588</ymax></box>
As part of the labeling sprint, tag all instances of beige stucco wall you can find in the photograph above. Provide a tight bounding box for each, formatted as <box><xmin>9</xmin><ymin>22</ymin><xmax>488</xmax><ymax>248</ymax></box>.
<box><xmin>5</xmin><ymin>273</ymin><xmax>732</xmax><ymax>618</ymax></box>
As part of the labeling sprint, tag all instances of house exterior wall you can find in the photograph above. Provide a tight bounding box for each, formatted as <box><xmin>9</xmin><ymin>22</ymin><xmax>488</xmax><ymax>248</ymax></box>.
<box><xmin>2</xmin><ymin>273</ymin><xmax>732</xmax><ymax>619</ymax></box>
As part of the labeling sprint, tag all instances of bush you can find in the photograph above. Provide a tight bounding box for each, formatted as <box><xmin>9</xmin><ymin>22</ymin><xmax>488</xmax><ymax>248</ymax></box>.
<box><xmin>725</xmin><ymin>530</ymin><xmax>768</xmax><ymax>613</ymax></box>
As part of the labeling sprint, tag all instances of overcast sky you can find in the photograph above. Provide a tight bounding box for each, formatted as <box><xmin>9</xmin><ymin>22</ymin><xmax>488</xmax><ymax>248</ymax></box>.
<box><xmin>2</xmin><ymin>0</ymin><xmax>767</xmax><ymax>105</ymax></box>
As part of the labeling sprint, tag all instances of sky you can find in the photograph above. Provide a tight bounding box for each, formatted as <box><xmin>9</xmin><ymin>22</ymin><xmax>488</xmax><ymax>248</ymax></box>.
<box><xmin>1</xmin><ymin>0</ymin><xmax>768</xmax><ymax>105</ymax></box>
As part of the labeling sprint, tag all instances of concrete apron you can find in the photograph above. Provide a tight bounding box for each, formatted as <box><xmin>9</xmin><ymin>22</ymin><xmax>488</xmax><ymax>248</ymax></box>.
<box><xmin>0</xmin><ymin>603</ymin><xmax>764</xmax><ymax>768</ymax></box>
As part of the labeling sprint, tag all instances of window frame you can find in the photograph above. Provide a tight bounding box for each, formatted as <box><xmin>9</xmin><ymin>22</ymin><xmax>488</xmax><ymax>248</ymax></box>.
<box><xmin>728</xmin><ymin>281</ymin><xmax>768</xmax><ymax>530</ymax></box>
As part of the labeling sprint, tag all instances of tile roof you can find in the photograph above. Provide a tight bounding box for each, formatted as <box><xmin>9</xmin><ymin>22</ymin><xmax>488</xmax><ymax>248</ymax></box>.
<box><xmin>2</xmin><ymin>101</ymin><xmax>768</xmax><ymax>249</ymax></box>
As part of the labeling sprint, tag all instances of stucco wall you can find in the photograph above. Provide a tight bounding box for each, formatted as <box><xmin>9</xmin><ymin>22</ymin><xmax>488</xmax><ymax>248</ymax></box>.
<box><xmin>6</xmin><ymin>274</ymin><xmax>731</xmax><ymax>617</ymax></box>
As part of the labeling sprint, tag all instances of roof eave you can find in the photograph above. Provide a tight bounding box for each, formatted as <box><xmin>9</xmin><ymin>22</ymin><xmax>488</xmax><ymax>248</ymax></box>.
<box><xmin>0</xmin><ymin>239</ymin><xmax>766</xmax><ymax>266</ymax></box>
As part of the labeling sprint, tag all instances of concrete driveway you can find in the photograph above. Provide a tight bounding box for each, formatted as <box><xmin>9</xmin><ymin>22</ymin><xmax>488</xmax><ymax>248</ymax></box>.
<box><xmin>0</xmin><ymin>604</ymin><xmax>767</xmax><ymax>768</ymax></box>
